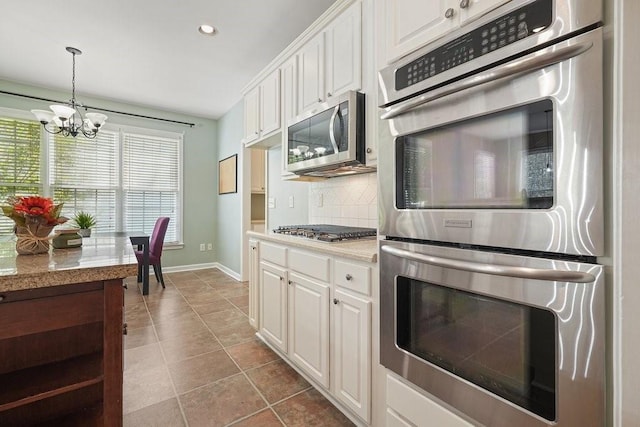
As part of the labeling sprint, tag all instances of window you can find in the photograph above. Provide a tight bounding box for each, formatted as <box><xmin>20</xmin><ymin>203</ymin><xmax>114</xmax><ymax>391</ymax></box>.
<box><xmin>0</xmin><ymin>111</ymin><xmax>183</xmax><ymax>244</ymax></box>
<box><xmin>0</xmin><ymin>117</ymin><xmax>42</xmax><ymax>234</ymax></box>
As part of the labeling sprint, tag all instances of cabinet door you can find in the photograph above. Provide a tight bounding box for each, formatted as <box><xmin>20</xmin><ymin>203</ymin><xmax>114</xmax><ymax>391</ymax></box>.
<box><xmin>243</xmin><ymin>86</ymin><xmax>260</xmax><ymax>144</ymax></box>
<box><xmin>385</xmin><ymin>0</ymin><xmax>457</xmax><ymax>63</ymax></box>
<box><xmin>250</xmin><ymin>149</ymin><xmax>265</xmax><ymax>193</ymax></box>
<box><xmin>260</xmin><ymin>262</ymin><xmax>288</xmax><ymax>353</ymax></box>
<box><xmin>260</xmin><ymin>69</ymin><xmax>281</xmax><ymax>136</ymax></box>
<box><xmin>248</xmin><ymin>240</ymin><xmax>259</xmax><ymax>329</ymax></box>
<box><xmin>281</xmin><ymin>56</ymin><xmax>299</xmax><ymax>127</ymax></box>
<box><xmin>288</xmin><ymin>272</ymin><xmax>330</xmax><ymax>388</ymax></box>
<box><xmin>298</xmin><ymin>32</ymin><xmax>325</xmax><ymax>113</ymax></box>
<box><xmin>325</xmin><ymin>1</ymin><xmax>361</xmax><ymax>99</ymax></box>
<box><xmin>459</xmin><ymin>0</ymin><xmax>511</xmax><ymax>25</ymax></box>
<box><xmin>333</xmin><ymin>288</ymin><xmax>371</xmax><ymax>423</ymax></box>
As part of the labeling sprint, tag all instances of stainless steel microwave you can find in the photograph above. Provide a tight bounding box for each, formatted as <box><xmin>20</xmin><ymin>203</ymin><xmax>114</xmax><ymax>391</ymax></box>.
<box><xmin>286</xmin><ymin>91</ymin><xmax>374</xmax><ymax>177</ymax></box>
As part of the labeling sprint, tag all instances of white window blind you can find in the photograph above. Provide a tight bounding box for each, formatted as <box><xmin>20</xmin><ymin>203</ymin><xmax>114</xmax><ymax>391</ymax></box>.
<box><xmin>0</xmin><ymin>117</ymin><xmax>42</xmax><ymax>234</ymax></box>
<box><xmin>49</xmin><ymin>130</ymin><xmax>119</xmax><ymax>233</ymax></box>
<box><xmin>0</xmin><ymin>113</ymin><xmax>183</xmax><ymax>243</ymax></box>
<box><xmin>122</xmin><ymin>132</ymin><xmax>180</xmax><ymax>243</ymax></box>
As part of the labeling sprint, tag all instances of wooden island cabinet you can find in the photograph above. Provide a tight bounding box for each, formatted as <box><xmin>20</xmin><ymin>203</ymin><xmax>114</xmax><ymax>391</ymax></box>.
<box><xmin>0</xmin><ymin>237</ymin><xmax>137</xmax><ymax>426</ymax></box>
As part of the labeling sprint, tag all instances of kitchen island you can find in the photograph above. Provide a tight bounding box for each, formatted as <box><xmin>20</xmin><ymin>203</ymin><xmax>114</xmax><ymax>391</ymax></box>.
<box><xmin>0</xmin><ymin>236</ymin><xmax>137</xmax><ymax>426</ymax></box>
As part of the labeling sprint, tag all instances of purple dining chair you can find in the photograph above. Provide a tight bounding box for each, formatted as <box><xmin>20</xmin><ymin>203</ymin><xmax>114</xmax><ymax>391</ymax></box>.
<box><xmin>135</xmin><ymin>217</ymin><xmax>170</xmax><ymax>288</ymax></box>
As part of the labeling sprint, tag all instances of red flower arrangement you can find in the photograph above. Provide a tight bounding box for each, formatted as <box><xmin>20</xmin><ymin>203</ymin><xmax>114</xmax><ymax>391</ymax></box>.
<box><xmin>2</xmin><ymin>196</ymin><xmax>68</xmax><ymax>227</ymax></box>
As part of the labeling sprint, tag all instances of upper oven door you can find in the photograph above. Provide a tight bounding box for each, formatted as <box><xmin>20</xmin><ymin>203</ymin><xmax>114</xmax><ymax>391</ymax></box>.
<box><xmin>378</xmin><ymin>27</ymin><xmax>603</xmax><ymax>256</ymax></box>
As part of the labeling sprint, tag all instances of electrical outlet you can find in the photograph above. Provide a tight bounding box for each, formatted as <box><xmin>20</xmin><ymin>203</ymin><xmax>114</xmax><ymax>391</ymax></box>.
<box><xmin>268</xmin><ymin>197</ymin><xmax>276</xmax><ymax>209</ymax></box>
<box><xmin>288</xmin><ymin>195</ymin><xmax>294</xmax><ymax>208</ymax></box>
<box><xmin>199</xmin><ymin>243</ymin><xmax>205</xmax><ymax>251</ymax></box>
<box><xmin>207</xmin><ymin>243</ymin><xmax>213</xmax><ymax>250</ymax></box>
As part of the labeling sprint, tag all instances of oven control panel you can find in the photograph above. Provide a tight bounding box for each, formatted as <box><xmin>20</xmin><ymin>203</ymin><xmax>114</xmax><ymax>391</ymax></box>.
<box><xmin>395</xmin><ymin>0</ymin><xmax>552</xmax><ymax>91</ymax></box>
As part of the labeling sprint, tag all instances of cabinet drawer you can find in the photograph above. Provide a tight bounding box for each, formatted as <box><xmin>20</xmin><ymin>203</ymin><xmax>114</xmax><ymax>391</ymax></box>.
<box><xmin>334</xmin><ymin>260</ymin><xmax>371</xmax><ymax>296</ymax></box>
<box><xmin>260</xmin><ymin>242</ymin><xmax>287</xmax><ymax>266</ymax></box>
<box><xmin>289</xmin><ymin>249</ymin><xmax>330</xmax><ymax>282</ymax></box>
<box><xmin>386</xmin><ymin>374</ymin><xmax>473</xmax><ymax>427</ymax></box>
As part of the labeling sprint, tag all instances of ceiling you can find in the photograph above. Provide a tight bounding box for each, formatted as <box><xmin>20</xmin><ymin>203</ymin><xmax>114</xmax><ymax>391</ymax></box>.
<box><xmin>0</xmin><ymin>0</ymin><xmax>336</xmax><ymax>119</ymax></box>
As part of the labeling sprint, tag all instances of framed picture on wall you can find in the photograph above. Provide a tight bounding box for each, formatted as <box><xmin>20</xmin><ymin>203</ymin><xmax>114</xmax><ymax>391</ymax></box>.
<box><xmin>218</xmin><ymin>154</ymin><xmax>237</xmax><ymax>194</ymax></box>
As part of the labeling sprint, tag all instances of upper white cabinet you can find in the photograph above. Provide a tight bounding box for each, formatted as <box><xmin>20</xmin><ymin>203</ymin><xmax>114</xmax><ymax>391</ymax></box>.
<box><xmin>383</xmin><ymin>0</ymin><xmax>510</xmax><ymax>63</ymax></box>
<box><xmin>243</xmin><ymin>69</ymin><xmax>281</xmax><ymax>147</ymax></box>
<box><xmin>250</xmin><ymin>149</ymin><xmax>265</xmax><ymax>193</ymax></box>
<box><xmin>298</xmin><ymin>1</ymin><xmax>362</xmax><ymax>114</ymax></box>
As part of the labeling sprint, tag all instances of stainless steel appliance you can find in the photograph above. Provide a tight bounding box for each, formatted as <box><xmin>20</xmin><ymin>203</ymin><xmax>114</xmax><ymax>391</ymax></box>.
<box><xmin>287</xmin><ymin>91</ymin><xmax>375</xmax><ymax>177</ymax></box>
<box><xmin>273</xmin><ymin>224</ymin><xmax>376</xmax><ymax>242</ymax></box>
<box><xmin>378</xmin><ymin>0</ymin><xmax>603</xmax><ymax>256</ymax></box>
<box><xmin>380</xmin><ymin>240</ymin><xmax>604</xmax><ymax>427</ymax></box>
<box><xmin>377</xmin><ymin>0</ymin><xmax>605</xmax><ymax>425</ymax></box>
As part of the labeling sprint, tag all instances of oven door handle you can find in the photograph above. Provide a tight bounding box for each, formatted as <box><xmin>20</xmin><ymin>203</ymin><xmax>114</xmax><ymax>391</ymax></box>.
<box><xmin>380</xmin><ymin>40</ymin><xmax>593</xmax><ymax>120</ymax></box>
<box><xmin>381</xmin><ymin>246</ymin><xmax>596</xmax><ymax>283</ymax></box>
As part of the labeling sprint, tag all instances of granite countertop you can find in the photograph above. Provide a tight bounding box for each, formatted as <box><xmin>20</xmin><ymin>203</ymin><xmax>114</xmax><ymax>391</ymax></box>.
<box><xmin>247</xmin><ymin>230</ymin><xmax>378</xmax><ymax>263</ymax></box>
<box><xmin>0</xmin><ymin>236</ymin><xmax>138</xmax><ymax>293</ymax></box>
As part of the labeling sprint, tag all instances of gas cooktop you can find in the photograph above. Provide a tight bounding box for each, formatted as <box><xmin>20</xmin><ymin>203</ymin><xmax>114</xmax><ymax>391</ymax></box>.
<box><xmin>273</xmin><ymin>224</ymin><xmax>377</xmax><ymax>242</ymax></box>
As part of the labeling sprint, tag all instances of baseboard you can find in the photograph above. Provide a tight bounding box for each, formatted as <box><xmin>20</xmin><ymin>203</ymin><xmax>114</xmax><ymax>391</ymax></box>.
<box><xmin>163</xmin><ymin>262</ymin><xmax>241</xmax><ymax>281</ymax></box>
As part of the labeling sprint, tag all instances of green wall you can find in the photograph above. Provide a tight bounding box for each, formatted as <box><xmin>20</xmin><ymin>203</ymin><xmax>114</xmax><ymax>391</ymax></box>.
<box><xmin>0</xmin><ymin>79</ymin><xmax>218</xmax><ymax>268</ymax></box>
<box><xmin>214</xmin><ymin>100</ymin><xmax>243</xmax><ymax>275</ymax></box>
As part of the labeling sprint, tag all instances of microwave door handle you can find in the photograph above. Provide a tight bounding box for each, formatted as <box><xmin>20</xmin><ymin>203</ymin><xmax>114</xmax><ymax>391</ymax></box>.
<box><xmin>329</xmin><ymin>105</ymin><xmax>340</xmax><ymax>154</ymax></box>
<box><xmin>381</xmin><ymin>40</ymin><xmax>593</xmax><ymax>120</ymax></box>
<box><xmin>381</xmin><ymin>246</ymin><xmax>596</xmax><ymax>283</ymax></box>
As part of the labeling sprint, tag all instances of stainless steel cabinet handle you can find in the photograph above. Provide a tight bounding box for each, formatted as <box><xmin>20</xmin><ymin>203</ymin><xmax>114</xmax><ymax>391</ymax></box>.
<box><xmin>381</xmin><ymin>246</ymin><xmax>596</xmax><ymax>283</ymax></box>
<box><xmin>333</xmin><ymin>298</ymin><xmax>339</xmax><ymax>305</ymax></box>
<box><xmin>327</xmin><ymin>92</ymin><xmax>332</xmax><ymax>97</ymax></box>
<box><xmin>318</xmin><ymin>97</ymin><xmax>323</xmax><ymax>102</ymax></box>
<box><xmin>279</xmin><ymin>276</ymin><xmax>284</xmax><ymax>281</ymax></box>
<box><xmin>288</xmin><ymin>280</ymin><xmax>292</xmax><ymax>285</ymax></box>
<box><xmin>381</xmin><ymin>39</ymin><xmax>593</xmax><ymax>120</ymax></box>
<box><xmin>445</xmin><ymin>8</ymin><xmax>455</xmax><ymax>18</ymax></box>
<box><xmin>123</xmin><ymin>322</ymin><xmax>128</xmax><ymax>335</ymax></box>
<box><xmin>345</xmin><ymin>274</ymin><xmax>353</xmax><ymax>281</ymax></box>
<box><xmin>366</xmin><ymin>147</ymin><xmax>372</xmax><ymax>154</ymax></box>
<box><xmin>0</xmin><ymin>295</ymin><xmax>4</xmax><ymax>302</ymax></box>
<box><xmin>460</xmin><ymin>0</ymin><xmax>469</xmax><ymax>9</ymax></box>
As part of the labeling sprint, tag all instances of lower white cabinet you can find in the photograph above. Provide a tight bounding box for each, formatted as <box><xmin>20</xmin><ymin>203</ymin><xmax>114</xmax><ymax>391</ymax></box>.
<box><xmin>288</xmin><ymin>272</ymin><xmax>330</xmax><ymax>388</ymax></box>
<box><xmin>259</xmin><ymin>261</ymin><xmax>288</xmax><ymax>353</ymax></box>
<box><xmin>254</xmin><ymin>240</ymin><xmax>374</xmax><ymax>425</ymax></box>
<box><xmin>248</xmin><ymin>239</ymin><xmax>259</xmax><ymax>329</ymax></box>
<box><xmin>333</xmin><ymin>288</ymin><xmax>371</xmax><ymax>423</ymax></box>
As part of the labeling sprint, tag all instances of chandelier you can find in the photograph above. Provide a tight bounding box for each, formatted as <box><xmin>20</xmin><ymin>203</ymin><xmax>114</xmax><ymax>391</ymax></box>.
<box><xmin>31</xmin><ymin>47</ymin><xmax>107</xmax><ymax>138</ymax></box>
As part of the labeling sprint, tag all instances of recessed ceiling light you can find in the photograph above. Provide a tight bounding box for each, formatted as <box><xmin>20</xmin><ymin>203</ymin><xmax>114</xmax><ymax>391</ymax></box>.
<box><xmin>198</xmin><ymin>24</ymin><xmax>217</xmax><ymax>36</ymax></box>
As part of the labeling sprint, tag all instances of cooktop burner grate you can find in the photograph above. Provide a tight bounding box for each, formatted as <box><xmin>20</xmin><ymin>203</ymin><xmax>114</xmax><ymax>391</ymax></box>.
<box><xmin>273</xmin><ymin>224</ymin><xmax>377</xmax><ymax>242</ymax></box>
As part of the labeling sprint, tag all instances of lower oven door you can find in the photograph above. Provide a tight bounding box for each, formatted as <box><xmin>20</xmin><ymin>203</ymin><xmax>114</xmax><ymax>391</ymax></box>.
<box><xmin>380</xmin><ymin>239</ymin><xmax>604</xmax><ymax>427</ymax></box>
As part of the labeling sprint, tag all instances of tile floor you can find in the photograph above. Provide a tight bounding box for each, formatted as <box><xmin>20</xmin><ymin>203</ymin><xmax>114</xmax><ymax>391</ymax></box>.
<box><xmin>123</xmin><ymin>268</ymin><xmax>355</xmax><ymax>427</ymax></box>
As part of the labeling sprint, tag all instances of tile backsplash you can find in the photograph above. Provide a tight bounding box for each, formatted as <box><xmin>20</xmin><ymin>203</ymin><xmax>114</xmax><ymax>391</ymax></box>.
<box><xmin>308</xmin><ymin>172</ymin><xmax>378</xmax><ymax>229</ymax></box>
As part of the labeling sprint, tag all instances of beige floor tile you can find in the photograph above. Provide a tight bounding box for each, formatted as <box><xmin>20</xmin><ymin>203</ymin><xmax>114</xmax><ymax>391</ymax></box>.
<box><xmin>227</xmin><ymin>294</ymin><xmax>249</xmax><ymax>309</ymax></box>
<box><xmin>154</xmin><ymin>312</ymin><xmax>211</xmax><ymax>342</ymax></box>
<box><xmin>125</xmin><ymin>342</ymin><xmax>164</xmax><ymax>372</ymax></box>
<box><xmin>191</xmin><ymin>298</ymin><xmax>236</xmax><ymax>316</ymax></box>
<box><xmin>125</xmin><ymin>302</ymin><xmax>152</xmax><ymax>329</ymax></box>
<box><xmin>180</xmin><ymin>374</ymin><xmax>267</xmax><ymax>427</ymax></box>
<box><xmin>226</xmin><ymin>339</ymin><xmax>280</xmax><ymax>370</ymax></box>
<box><xmin>123</xmin><ymin>364</ymin><xmax>175</xmax><ymax>414</ymax></box>
<box><xmin>200</xmin><ymin>308</ymin><xmax>248</xmax><ymax>332</ymax></box>
<box><xmin>273</xmin><ymin>389</ymin><xmax>355</xmax><ymax>427</ymax></box>
<box><xmin>160</xmin><ymin>328</ymin><xmax>222</xmax><ymax>363</ymax></box>
<box><xmin>168</xmin><ymin>349</ymin><xmax>240</xmax><ymax>393</ymax></box>
<box><xmin>123</xmin><ymin>397</ymin><xmax>186</xmax><ymax>426</ymax></box>
<box><xmin>124</xmin><ymin>325</ymin><xmax>157</xmax><ymax>350</ymax></box>
<box><xmin>214</xmin><ymin>321</ymin><xmax>258</xmax><ymax>347</ymax></box>
<box><xmin>245</xmin><ymin>360</ymin><xmax>311</xmax><ymax>404</ymax></box>
<box><xmin>230</xmin><ymin>409</ymin><xmax>284</xmax><ymax>426</ymax></box>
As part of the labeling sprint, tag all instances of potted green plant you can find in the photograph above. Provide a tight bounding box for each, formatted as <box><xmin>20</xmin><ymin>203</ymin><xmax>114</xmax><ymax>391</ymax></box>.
<box><xmin>72</xmin><ymin>211</ymin><xmax>97</xmax><ymax>237</ymax></box>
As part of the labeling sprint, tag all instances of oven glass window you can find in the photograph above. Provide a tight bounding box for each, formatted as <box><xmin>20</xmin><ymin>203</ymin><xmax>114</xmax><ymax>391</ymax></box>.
<box><xmin>397</xmin><ymin>277</ymin><xmax>556</xmax><ymax>421</ymax></box>
<box><xmin>288</xmin><ymin>101</ymin><xmax>349</xmax><ymax>166</ymax></box>
<box><xmin>396</xmin><ymin>100</ymin><xmax>553</xmax><ymax>209</ymax></box>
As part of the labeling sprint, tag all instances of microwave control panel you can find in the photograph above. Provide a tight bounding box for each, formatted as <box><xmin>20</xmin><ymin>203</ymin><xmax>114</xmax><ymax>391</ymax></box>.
<box><xmin>395</xmin><ymin>0</ymin><xmax>552</xmax><ymax>91</ymax></box>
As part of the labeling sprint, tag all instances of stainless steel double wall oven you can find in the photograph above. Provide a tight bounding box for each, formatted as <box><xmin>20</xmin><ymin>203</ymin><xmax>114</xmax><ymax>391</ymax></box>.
<box><xmin>378</xmin><ymin>0</ymin><xmax>604</xmax><ymax>425</ymax></box>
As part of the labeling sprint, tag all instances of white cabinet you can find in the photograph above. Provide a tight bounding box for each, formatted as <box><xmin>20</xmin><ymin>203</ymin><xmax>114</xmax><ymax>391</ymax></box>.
<box><xmin>243</xmin><ymin>69</ymin><xmax>281</xmax><ymax>146</ymax></box>
<box><xmin>298</xmin><ymin>32</ymin><xmax>325</xmax><ymax>113</ymax></box>
<box><xmin>259</xmin><ymin>261</ymin><xmax>288</xmax><ymax>353</ymax></box>
<box><xmin>383</xmin><ymin>0</ymin><xmax>510</xmax><ymax>63</ymax></box>
<box><xmin>250</xmin><ymin>149</ymin><xmax>265</xmax><ymax>193</ymax></box>
<box><xmin>253</xmin><ymin>238</ymin><xmax>375</xmax><ymax>424</ymax></box>
<box><xmin>281</xmin><ymin>56</ymin><xmax>299</xmax><ymax>127</ymax></box>
<box><xmin>298</xmin><ymin>1</ymin><xmax>362</xmax><ymax>114</ymax></box>
<box><xmin>325</xmin><ymin>1</ymin><xmax>362</xmax><ymax>100</ymax></box>
<box><xmin>333</xmin><ymin>288</ymin><xmax>371</xmax><ymax>423</ymax></box>
<box><xmin>288</xmin><ymin>272</ymin><xmax>330</xmax><ymax>388</ymax></box>
<box><xmin>248</xmin><ymin>239</ymin><xmax>259</xmax><ymax>329</ymax></box>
